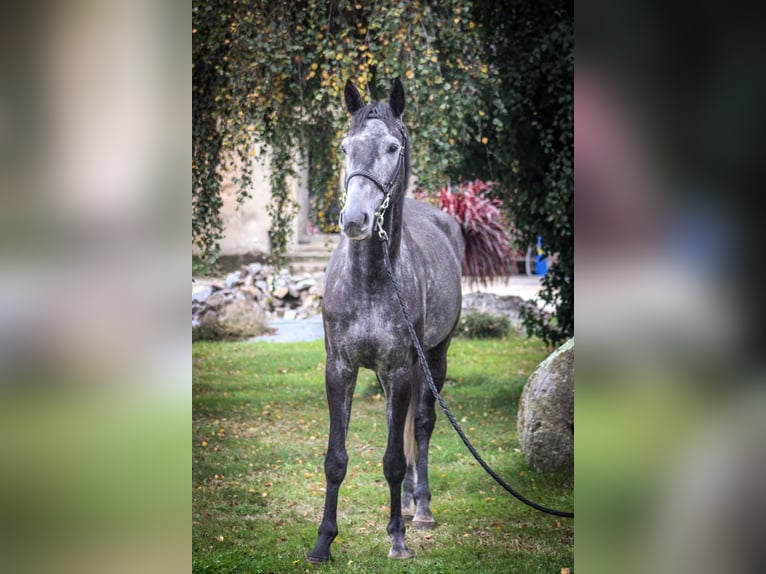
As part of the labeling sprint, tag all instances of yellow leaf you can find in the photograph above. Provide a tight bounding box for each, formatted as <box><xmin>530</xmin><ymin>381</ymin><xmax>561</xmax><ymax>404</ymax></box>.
<box><xmin>406</xmin><ymin>69</ymin><xmax>413</xmax><ymax>79</ymax></box>
<box><xmin>481</xmin><ymin>137</ymin><xmax>488</xmax><ymax>145</ymax></box>
<box><xmin>200</xmin><ymin>440</ymin><xmax>208</xmax><ymax>447</ymax></box>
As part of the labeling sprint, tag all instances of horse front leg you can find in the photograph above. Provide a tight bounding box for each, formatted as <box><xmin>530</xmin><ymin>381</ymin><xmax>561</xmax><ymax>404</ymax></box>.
<box><xmin>307</xmin><ymin>358</ymin><xmax>358</xmax><ymax>564</ymax></box>
<box><xmin>381</xmin><ymin>366</ymin><xmax>414</xmax><ymax>559</ymax></box>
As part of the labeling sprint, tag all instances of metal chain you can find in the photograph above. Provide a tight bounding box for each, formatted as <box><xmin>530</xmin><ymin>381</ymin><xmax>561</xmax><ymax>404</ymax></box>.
<box><xmin>380</xmin><ymin>235</ymin><xmax>574</xmax><ymax>519</ymax></box>
<box><xmin>375</xmin><ymin>194</ymin><xmax>391</xmax><ymax>241</ymax></box>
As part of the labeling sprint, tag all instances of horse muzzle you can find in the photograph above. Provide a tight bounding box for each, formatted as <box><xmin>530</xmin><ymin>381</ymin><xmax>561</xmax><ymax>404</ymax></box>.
<box><xmin>339</xmin><ymin>207</ymin><xmax>372</xmax><ymax>240</ymax></box>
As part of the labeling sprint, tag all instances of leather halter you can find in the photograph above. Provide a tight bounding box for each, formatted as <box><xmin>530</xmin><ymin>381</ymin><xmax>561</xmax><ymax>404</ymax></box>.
<box><xmin>342</xmin><ymin>118</ymin><xmax>407</xmax><ymax>240</ymax></box>
<box><xmin>343</xmin><ymin>125</ymin><xmax>407</xmax><ymax>197</ymax></box>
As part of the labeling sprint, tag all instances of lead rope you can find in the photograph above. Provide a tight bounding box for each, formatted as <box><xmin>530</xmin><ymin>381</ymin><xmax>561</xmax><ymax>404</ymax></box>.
<box><xmin>380</xmin><ymin>236</ymin><xmax>574</xmax><ymax>519</ymax></box>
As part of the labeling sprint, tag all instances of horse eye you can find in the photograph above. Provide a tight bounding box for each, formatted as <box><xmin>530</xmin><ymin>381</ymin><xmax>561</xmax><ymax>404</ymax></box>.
<box><xmin>341</xmin><ymin>145</ymin><xmax>347</xmax><ymax>155</ymax></box>
<box><xmin>387</xmin><ymin>143</ymin><xmax>399</xmax><ymax>154</ymax></box>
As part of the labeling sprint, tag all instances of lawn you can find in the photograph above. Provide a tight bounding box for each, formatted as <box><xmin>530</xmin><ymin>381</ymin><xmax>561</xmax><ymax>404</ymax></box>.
<box><xmin>192</xmin><ymin>335</ymin><xmax>574</xmax><ymax>573</ymax></box>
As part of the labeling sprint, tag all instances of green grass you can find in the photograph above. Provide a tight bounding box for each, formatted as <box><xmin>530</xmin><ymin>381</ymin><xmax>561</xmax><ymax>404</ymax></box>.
<box><xmin>193</xmin><ymin>335</ymin><xmax>573</xmax><ymax>573</ymax></box>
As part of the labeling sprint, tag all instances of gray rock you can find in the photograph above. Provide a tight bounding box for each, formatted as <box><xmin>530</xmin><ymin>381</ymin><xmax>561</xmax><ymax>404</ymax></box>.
<box><xmin>246</xmin><ymin>262</ymin><xmax>263</xmax><ymax>277</ymax></box>
<box><xmin>219</xmin><ymin>298</ymin><xmax>265</xmax><ymax>327</ymax></box>
<box><xmin>192</xmin><ymin>285</ymin><xmax>214</xmax><ymax>303</ymax></box>
<box><xmin>517</xmin><ymin>338</ymin><xmax>574</xmax><ymax>472</ymax></box>
<box><xmin>204</xmin><ymin>290</ymin><xmax>232</xmax><ymax>311</ymax></box>
<box><xmin>295</xmin><ymin>277</ymin><xmax>317</xmax><ymax>291</ymax></box>
<box><xmin>225</xmin><ymin>270</ymin><xmax>243</xmax><ymax>289</ymax></box>
<box><xmin>273</xmin><ymin>286</ymin><xmax>289</xmax><ymax>299</ymax></box>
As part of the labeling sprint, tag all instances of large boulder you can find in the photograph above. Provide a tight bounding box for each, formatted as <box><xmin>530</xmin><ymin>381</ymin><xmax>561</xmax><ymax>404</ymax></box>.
<box><xmin>517</xmin><ymin>338</ymin><xmax>574</xmax><ymax>472</ymax></box>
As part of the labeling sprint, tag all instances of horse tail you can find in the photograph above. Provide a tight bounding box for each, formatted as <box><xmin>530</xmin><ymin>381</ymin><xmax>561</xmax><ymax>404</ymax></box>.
<box><xmin>404</xmin><ymin>390</ymin><xmax>418</xmax><ymax>466</ymax></box>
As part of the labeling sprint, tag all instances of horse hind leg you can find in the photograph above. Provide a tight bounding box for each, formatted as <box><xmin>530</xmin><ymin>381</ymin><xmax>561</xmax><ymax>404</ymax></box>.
<box><xmin>401</xmin><ymin>394</ymin><xmax>418</xmax><ymax>520</ymax></box>
<box><xmin>412</xmin><ymin>339</ymin><xmax>450</xmax><ymax>530</ymax></box>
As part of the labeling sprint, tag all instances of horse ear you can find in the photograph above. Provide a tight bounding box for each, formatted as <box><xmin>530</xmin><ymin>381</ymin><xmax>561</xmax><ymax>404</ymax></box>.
<box><xmin>388</xmin><ymin>78</ymin><xmax>405</xmax><ymax>118</ymax></box>
<box><xmin>344</xmin><ymin>80</ymin><xmax>364</xmax><ymax>115</ymax></box>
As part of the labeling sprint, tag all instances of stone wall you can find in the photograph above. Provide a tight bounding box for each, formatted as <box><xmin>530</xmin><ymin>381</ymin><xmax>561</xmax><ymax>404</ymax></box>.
<box><xmin>199</xmin><ymin>144</ymin><xmax>311</xmax><ymax>259</ymax></box>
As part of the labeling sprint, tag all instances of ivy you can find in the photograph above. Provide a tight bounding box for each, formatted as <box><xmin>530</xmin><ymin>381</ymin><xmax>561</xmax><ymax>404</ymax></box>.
<box><xmin>192</xmin><ymin>0</ymin><xmax>503</xmax><ymax>267</ymax></box>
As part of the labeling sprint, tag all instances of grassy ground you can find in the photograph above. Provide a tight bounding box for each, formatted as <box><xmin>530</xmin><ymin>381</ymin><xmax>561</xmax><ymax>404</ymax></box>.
<box><xmin>193</xmin><ymin>336</ymin><xmax>574</xmax><ymax>573</ymax></box>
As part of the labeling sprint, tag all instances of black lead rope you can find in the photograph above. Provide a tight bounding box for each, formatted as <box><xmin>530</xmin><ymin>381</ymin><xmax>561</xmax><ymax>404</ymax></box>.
<box><xmin>380</xmin><ymin>237</ymin><xmax>574</xmax><ymax>519</ymax></box>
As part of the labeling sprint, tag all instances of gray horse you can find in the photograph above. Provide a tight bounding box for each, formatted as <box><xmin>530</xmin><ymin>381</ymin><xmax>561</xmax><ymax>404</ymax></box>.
<box><xmin>307</xmin><ymin>79</ymin><xmax>464</xmax><ymax>563</ymax></box>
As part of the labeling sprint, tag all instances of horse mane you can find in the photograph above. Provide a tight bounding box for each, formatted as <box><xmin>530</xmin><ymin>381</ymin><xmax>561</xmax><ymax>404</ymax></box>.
<box><xmin>349</xmin><ymin>102</ymin><xmax>398</xmax><ymax>132</ymax></box>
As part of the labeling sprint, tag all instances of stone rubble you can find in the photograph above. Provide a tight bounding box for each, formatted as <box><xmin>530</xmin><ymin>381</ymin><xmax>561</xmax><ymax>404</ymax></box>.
<box><xmin>461</xmin><ymin>291</ymin><xmax>550</xmax><ymax>332</ymax></box>
<box><xmin>193</xmin><ymin>266</ymin><xmax>546</xmax><ymax>334</ymax></box>
<box><xmin>192</xmin><ymin>265</ymin><xmax>324</xmax><ymax>329</ymax></box>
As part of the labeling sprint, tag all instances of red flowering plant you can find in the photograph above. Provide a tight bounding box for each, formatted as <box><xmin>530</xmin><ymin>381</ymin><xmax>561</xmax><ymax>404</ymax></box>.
<box><xmin>416</xmin><ymin>180</ymin><xmax>514</xmax><ymax>283</ymax></box>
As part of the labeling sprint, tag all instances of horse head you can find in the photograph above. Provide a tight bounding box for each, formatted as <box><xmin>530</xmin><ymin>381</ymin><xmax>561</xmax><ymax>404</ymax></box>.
<box><xmin>339</xmin><ymin>79</ymin><xmax>409</xmax><ymax>241</ymax></box>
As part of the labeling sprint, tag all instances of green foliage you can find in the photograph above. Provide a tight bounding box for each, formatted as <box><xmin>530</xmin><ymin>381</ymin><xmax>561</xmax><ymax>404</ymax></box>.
<box><xmin>192</xmin><ymin>337</ymin><xmax>573</xmax><ymax>572</ymax></box>
<box><xmin>192</xmin><ymin>255</ymin><xmax>218</xmax><ymax>278</ymax></box>
<box><xmin>192</xmin><ymin>0</ymin><xmax>504</xmax><ymax>266</ymax></box>
<box><xmin>456</xmin><ymin>310</ymin><xmax>511</xmax><ymax>339</ymax></box>
<box><xmin>452</xmin><ymin>1</ymin><xmax>573</xmax><ymax>344</ymax></box>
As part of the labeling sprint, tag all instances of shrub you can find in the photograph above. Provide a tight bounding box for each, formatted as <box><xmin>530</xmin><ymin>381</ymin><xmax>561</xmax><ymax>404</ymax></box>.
<box><xmin>456</xmin><ymin>310</ymin><xmax>511</xmax><ymax>339</ymax></box>
<box><xmin>419</xmin><ymin>180</ymin><xmax>513</xmax><ymax>284</ymax></box>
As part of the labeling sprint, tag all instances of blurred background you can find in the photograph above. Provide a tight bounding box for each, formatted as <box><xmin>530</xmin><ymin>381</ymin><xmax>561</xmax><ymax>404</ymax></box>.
<box><xmin>0</xmin><ymin>1</ymin><xmax>189</xmax><ymax>572</ymax></box>
<box><xmin>577</xmin><ymin>1</ymin><xmax>766</xmax><ymax>573</ymax></box>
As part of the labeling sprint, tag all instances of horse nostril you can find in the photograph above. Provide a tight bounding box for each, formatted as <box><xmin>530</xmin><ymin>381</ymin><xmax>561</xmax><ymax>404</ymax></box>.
<box><xmin>362</xmin><ymin>213</ymin><xmax>369</xmax><ymax>226</ymax></box>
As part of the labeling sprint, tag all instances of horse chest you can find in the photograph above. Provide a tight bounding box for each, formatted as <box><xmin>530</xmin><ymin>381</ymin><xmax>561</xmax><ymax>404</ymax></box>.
<box><xmin>325</xmin><ymin>295</ymin><xmax>414</xmax><ymax>369</ymax></box>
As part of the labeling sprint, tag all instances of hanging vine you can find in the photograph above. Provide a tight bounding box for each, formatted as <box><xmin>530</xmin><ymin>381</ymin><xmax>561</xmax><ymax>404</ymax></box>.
<box><xmin>192</xmin><ymin>0</ymin><xmax>503</xmax><ymax>267</ymax></box>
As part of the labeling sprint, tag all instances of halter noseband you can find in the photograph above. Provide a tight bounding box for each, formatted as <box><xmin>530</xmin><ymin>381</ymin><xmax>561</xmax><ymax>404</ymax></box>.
<box><xmin>342</xmin><ymin>117</ymin><xmax>407</xmax><ymax>241</ymax></box>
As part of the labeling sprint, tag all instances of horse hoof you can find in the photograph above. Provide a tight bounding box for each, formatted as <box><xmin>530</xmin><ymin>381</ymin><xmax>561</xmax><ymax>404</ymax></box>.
<box><xmin>401</xmin><ymin>507</ymin><xmax>414</xmax><ymax>520</ymax></box>
<box><xmin>389</xmin><ymin>547</ymin><xmax>414</xmax><ymax>559</ymax></box>
<box><xmin>412</xmin><ymin>518</ymin><xmax>436</xmax><ymax>530</ymax></box>
<box><xmin>306</xmin><ymin>552</ymin><xmax>331</xmax><ymax>565</ymax></box>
